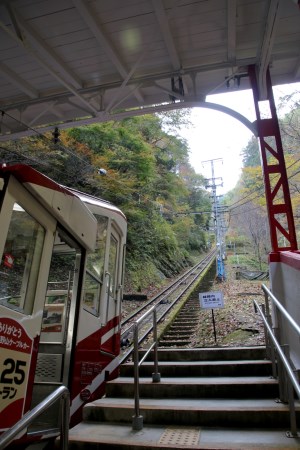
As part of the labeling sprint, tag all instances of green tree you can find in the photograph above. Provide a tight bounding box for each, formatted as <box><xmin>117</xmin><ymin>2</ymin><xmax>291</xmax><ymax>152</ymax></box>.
<box><xmin>1</xmin><ymin>113</ymin><xmax>211</xmax><ymax>291</ymax></box>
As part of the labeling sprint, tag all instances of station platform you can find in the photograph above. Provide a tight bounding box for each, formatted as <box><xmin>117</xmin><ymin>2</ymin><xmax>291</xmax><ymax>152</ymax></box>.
<box><xmin>64</xmin><ymin>346</ymin><xmax>300</xmax><ymax>450</ymax></box>
<box><xmin>68</xmin><ymin>421</ymin><xmax>300</xmax><ymax>449</ymax></box>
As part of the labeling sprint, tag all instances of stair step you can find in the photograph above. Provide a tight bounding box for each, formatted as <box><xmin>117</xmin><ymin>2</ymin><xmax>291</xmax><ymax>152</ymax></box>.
<box><xmin>159</xmin><ymin>340</ymin><xmax>192</xmax><ymax>346</ymax></box>
<box><xmin>170</xmin><ymin>319</ymin><xmax>196</xmax><ymax>323</ymax></box>
<box><xmin>120</xmin><ymin>360</ymin><xmax>273</xmax><ymax>377</ymax></box>
<box><xmin>166</xmin><ymin>325</ymin><xmax>195</xmax><ymax>329</ymax></box>
<box><xmin>82</xmin><ymin>397</ymin><xmax>300</xmax><ymax>428</ymax></box>
<box><xmin>164</xmin><ymin>330</ymin><xmax>195</xmax><ymax>335</ymax></box>
<box><xmin>64</xmin><ymin>346</ymin><xmax>297</xmax><ymax>449</ymax></box>
<box><xmin>106</xmin><ymin>376</ymin><xmax>278</xmax><ymax>399</ymax></box>
<box><xmin>67</xmin><ymin>422</ymin><xmax>300</xmax><ymax>449</ymax></box>
<box><xmin>140</xmin><ymin>346</ymin><xmax>266</xmax><ymax>361</ymax></box>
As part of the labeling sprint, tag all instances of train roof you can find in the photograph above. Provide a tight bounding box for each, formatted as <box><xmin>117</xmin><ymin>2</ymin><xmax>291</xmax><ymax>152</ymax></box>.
<box><xmin>69</xmin><ymin>187</ymin><xmax>127</xmax><ymax>222</ymax></box>
<box><xmin>0</xmin><ymin>163</ymin><xmax>97</xmax><ymax>251</ymax></box>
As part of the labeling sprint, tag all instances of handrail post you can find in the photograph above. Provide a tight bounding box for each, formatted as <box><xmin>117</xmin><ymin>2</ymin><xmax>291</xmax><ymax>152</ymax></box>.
<box><xmin>261</xmin><ymin>303</ymin><xmax>277</xmax><ymax>378</ymax></box>
<box><xmin>60</xmin><ymin>391</ymin><xmax>70</xmax><ymax>450</ymax></box>
<box><xmin>0</xmin><ymin>386</ymin><xmax>69</xmax><ymax>450</ymax></box>
<box><xmin>152</xmin><ymin>308</ymin><xmax>161</xmax><ymax>383</ymax></box>
<box><xmin>132</xmin><ymin>323</ymin><xmax>143</xmax><ymax>431</ymax></box>
<box><xmin>284</xmin><ymin>346</ymin><xmax>298</xmax><ymax>437</ymax></box>
<box><xmin>254</xmin><ymin>295</ymin><xmax>300</xmax><ymax>437</ymax></box>
<box><xmin>277</xmin><ymin>344</ymin><xmax>289</xmax><ymax>403</ymax></box>
<box><xmin>263</xmin><ymin>291</ymin><xmax>272</xmax><ymax>360</ymax></box>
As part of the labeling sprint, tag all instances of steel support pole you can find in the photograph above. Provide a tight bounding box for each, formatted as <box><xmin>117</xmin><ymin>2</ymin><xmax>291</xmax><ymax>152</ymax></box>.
<box><xmin>248</xmin><ymin>65</ymin><xmax>297</xmax><ymax>252</ymax></box>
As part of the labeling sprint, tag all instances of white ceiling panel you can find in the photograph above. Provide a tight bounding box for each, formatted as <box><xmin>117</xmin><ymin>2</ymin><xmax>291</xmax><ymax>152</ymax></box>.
<box><xmin>0</xmin><ymin>0</ymin><xmax>299</xmax><ymax>140</ymax></box>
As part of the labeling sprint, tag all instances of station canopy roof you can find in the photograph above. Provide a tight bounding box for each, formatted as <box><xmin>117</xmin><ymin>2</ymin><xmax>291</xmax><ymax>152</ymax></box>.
<box><xmin>0</xmin><ymin>0</ymin><xmax>299</xmax><ymax>141</ymax></box>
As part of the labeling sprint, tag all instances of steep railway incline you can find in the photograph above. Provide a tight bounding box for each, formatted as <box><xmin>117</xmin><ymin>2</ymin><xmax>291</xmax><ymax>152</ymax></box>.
<box><xmin>159</xmin><ymin>296</ymin><xmax>200</xmax><ymax>346</ymax></box>
<box><xmin>66</xmin><ymin>347</ymin><xmax>300</xmax><ymax>449</ymax></box>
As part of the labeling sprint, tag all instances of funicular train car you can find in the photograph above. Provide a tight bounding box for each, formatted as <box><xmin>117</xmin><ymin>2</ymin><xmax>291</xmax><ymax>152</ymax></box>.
<box><xmin>0</xmin><ymin>164</ymin><xmax>127</xmax><ymax>446</ymax></box>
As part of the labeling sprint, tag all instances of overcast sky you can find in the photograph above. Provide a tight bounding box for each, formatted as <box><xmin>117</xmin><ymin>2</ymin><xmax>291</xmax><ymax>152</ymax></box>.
<box><xmin>179</xmin><ymin>82</ymin><xmax>300</xmax><ymax>195</ymax></box>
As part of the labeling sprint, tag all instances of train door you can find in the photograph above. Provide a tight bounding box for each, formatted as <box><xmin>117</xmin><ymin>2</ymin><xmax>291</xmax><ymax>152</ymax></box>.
<box><xmin>30</xmin><ymin>227</ymin><xmax>84</xmax><ymax>431</ymax></box>
<box><xmin>108</xmin><ymin>229</ymin><xmax>120</xmax><ymax>320</ymax></box>
<box><xmin>0</xmin><ymin>176</ymin><xmax>56</xmax><ymax>432</ymax></box>
<box><xmin>79</xmin><ymin>216</ymin><xmax>122</xmax><ymax>351</ymax></box>
<box><xmin>101</xmin><ymin>223</ymin><xmax>122</xmax><ymax>354</ymax></box>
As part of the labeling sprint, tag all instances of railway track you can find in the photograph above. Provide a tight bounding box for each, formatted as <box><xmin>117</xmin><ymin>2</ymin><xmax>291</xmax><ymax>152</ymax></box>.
<box><xmin>120</xmin><ymin>249</ymin><xmax>216</xmax><ymax>360</ymax></box>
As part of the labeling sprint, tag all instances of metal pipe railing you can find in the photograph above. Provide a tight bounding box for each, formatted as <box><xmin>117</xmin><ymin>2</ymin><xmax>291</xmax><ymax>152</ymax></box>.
<box><xmin>132</xmin><ymin>304</ymin><xmax>161</xmax><ymax>431</ymax></box>
<box><xmin>261</xmin><ymin>284</ymin><xmax>300</xmax><ymax>337</ymax></box>
<box><xmin>0</xmin><ymin>385</ymin><xmax>70</xmax><ymax>450</ymax></box>
<box><xmin>254</xmin><ymin>286</ymin><xmax>300</xmax><ymax>437</ymax></box>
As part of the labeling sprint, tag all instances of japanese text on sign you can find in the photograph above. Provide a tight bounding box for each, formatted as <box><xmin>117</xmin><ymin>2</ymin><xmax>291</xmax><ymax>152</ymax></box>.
<box><xmin>0</xmin><ymin>317</ymin><xmax>32</xmax><ymax>430</ymax></box>
<box><xmin>199</xmin><ymin>291</ymin><xmax>224</xmax><ymax>309</ymax></box>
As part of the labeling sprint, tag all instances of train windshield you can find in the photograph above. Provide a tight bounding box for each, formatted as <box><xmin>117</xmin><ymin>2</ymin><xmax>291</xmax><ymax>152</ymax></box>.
<box><xmin>83</xmin><ymin>215</ymin><xmax>108</xmax><ymax>316</ymax></box>
<box><xmin>0</xmin><ymin>202</ymin><xmax>45</xmax><ymax>314</ymax></box>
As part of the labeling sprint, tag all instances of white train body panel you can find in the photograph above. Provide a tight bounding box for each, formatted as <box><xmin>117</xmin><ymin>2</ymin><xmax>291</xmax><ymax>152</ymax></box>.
<box><xmin>0</xmin><ymin>164</ymin><xmax>127</xmax><ymax>441</ymax></box>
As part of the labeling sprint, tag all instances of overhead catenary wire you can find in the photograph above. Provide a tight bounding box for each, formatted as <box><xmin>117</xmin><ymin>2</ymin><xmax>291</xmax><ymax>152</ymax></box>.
<box><xmin>0</xmin><ymin>110</ymin><xmax>181</xmax><ymax>216</ymax></box>
<box><xmin>227</xmin><ymin>153</ymin><xmax>300</xmax><ymax>212</ymax></box>
<box><xmin>2</xmin><ymin>108</ymin><xmax>299</xmax><ymax>220</ymax></box>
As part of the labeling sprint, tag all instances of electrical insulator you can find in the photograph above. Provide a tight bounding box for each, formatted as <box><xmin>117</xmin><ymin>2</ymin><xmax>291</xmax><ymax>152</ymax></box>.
<box><xmin>53</xmin><ymin>127</ymin><xmax>60</xmax><ymax>144</ymax></box>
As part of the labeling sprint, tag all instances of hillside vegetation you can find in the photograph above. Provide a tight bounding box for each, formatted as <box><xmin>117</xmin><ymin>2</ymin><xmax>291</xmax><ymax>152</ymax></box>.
<box><xmin>1</xmin><ymin>89</ymin><xmax>299</xmax><ymax>290</ymax></box>
<box><xmin>0</xmin><ymin>112</ymin><xmax>211</xmax><ymax>291</ymax></box>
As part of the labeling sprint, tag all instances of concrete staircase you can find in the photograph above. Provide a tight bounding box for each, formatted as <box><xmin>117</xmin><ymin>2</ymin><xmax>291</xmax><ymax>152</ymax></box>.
<box><xmin>67</xmin><ymin>347</ymin><xmax>300</xmax><ymax>449</ymax></box>
<box><xmin>159</xmin><ymin>298</ymin><xmax>200</xmax><ymax>347</ymax></box>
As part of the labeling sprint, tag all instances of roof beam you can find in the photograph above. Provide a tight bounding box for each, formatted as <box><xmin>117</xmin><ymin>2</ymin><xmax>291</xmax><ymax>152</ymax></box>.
<box><xmin>72</xmin><ymin>0</ymin><xmax>127</xmax><ymax>80</ymax></box>
<box><xmin>105</xmin><ymin>53</ymin><xmax>144</xmax><ymax>112</ymax></box>
<box><xmin>0</xmin><ymin>100</ymin><xmax>257</xmax><ymax>142</ymax></box>
<box><xmin>28</xmin><ymin>101</ymin><xmax>63</xmax><ymax>126</ymax></box>
<box><xmin>227</xmin><ymin>0</ymin><xmax>237</xmax><ymax>62</ymax></box>
<box><xmin>257</xmin><ymin>0</ymin><xmax>281</xmax><ymax>99</ymax></box>
<box><xmin>7</xmin><ymin>6</ymin><xmax>82</xmax><ymax>90</ymax></box>
<box><xmin>72</xmin><ymin>0</ymin><xmax>144</xmax><ymax>104</ymax></box>
<box><xmin>0</xmin><ymin>55</ymin><xmax>262</xmax><ymax>114</ymax></box>
<box><xmin>0</xmin><ymin>15</ymin><xmax>98</xmax><ymax>115</ymax></box>
<box><xmin>152</xmin><ymin>0</ymin><xmax>181</xmax><ymax>70</ymax></box>
<box><xmin>294</xmin><ymin>55</ymin><xmax>300</xmax><ymax>79</ymax></box>
<box><xmin>153</xmin><ymin>82</ymin><xmax>185</xmax><ymax>101</ymax></box>
<box><xmin>0</xmin><ymin>62</ymin><xmax>38</xmax><ymax>98</ymax></box>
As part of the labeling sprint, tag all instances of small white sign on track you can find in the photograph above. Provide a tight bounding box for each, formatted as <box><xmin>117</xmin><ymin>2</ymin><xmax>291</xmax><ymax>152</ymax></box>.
<box><xmin>199</xmin><ymin>291</ymin><xmax>224</xmax><ymax>309</ymax></box>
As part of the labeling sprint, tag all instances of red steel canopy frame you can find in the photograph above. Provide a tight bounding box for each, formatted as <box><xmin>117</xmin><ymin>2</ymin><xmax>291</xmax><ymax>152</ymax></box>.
<box><xmin>248</xmin><ymin>65</ymin><xmax>298</xmax><ymax>253</ymax></box>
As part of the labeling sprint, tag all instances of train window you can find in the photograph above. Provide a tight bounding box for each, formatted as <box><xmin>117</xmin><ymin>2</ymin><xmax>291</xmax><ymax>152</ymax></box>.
<box><xmin>83</xmin><ymin>216</ymin><xmax>108</xmax><ymax>316</ymax></box>
<box><xmin>82</xmin><ymin>271</ymin><xmax>101</xmax><ymax>315</ymax></box>
<box><xmin>0</xmin><ymin>202</ymin><xmax>45</xmax><ymax>314</ymax></box>
<box><xmin>87</xmin><ymin>216</ymin><xmax>107</xmax><ymax>280</ymax></box>
<box><xmin>41</xmin><ymin>231</ymin><xmax>79</xmax><ymax>343</ymax></box>
<box><xmin>108</xmin><ymin>234</ymin><xmax>118</xmax><ymax>295</ymax></box>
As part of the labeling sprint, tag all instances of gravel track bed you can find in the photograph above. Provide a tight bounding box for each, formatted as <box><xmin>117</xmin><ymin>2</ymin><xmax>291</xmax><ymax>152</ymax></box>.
<box><xmin>122</xmin><ymin>262</ymin><xmax>268</xmax><ymax>348</ymax></box>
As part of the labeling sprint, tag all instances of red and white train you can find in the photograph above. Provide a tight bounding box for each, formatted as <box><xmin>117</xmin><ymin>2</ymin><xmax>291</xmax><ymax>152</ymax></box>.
<box><xmin>0</xmin><ymin>164</ymin><xmax>127</xmax><ymax>444</ymax></box>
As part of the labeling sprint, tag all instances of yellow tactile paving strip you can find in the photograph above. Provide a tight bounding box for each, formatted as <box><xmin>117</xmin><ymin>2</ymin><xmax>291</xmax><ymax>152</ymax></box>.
<box><xmin>158</xmin><ymin>427</ymin><xmax>200</xmax><ymax>446</ymax></box>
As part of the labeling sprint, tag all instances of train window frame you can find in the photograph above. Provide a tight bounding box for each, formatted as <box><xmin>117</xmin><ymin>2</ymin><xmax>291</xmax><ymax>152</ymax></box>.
<box><xmin>83</xmin><ymin>215</ymin><xmax>108</xmax><ymax>317</ymax></box>
<box><xmin>40</xmin><ymin>227</ymin><xmax>83</xmax><ymax>345</ymax></box>
<box><xmin>108</xmin><ymin>232</ymin><xmax>119</xmax><ymax>297</ymax></box>
<box><xmin>0</xmin><ymin>176</ymin><xmax>56</xmax><ymax>317</ymax></box>
<box><xmin>41</xmin><ymin>290</ymin><xmax>68</xmax><ymax>340</ymax></box>
<box><xmin>0</xmin><ymin>202</ymin><xmax>45</xmax><ymax>314</ymax></box>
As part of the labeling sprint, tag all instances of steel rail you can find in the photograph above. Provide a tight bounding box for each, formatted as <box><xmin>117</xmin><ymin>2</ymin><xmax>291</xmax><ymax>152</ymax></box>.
<box><xmin>120</xmin><ymin>249</ymin><xmax>216</xmax><ymax>363</ymax></box>
<box><xmin>121</xmin><ymin>249</ymin><xmax>216</xmax><ymax>329</ymax></box>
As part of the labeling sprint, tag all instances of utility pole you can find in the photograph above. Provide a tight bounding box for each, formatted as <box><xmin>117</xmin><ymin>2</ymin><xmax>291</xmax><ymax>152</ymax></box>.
<box><xmin>202</xmin><ymin>158</ymin><xmax>227</xmax><ymax>281</ymax></box>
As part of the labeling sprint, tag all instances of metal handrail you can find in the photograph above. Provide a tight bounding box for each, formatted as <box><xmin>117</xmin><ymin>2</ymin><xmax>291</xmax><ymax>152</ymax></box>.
<box><xmin>254</xmin><ymin>283</ymin><xmax>300</xmax><ymax>437</ymax></box>
<box><xmin>261</xmin><ymin>284</ymin><xmax>300</xmax><ymax>336</ymax></box>
<box><xmin>0</xmin><ymin>385</ymin><xmax>70</xmax><ymax>450</ymax></box>
<box><xmin>254</xmin><ymin>300</ymin><xmax>300</xmax><ymax>399</ymax></box>
<box><xmin>132</xmin><ymin>304</ymin><xmax>161</xmax><ymax>431</ymax></box>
